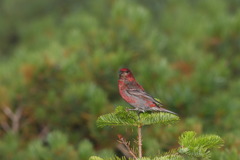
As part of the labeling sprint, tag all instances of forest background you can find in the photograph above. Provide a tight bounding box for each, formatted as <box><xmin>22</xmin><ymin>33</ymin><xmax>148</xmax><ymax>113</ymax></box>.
<box><xmin>0</xmin><ymin>0</ymin><xmax>239</xmax><ymax>159</ymax></box>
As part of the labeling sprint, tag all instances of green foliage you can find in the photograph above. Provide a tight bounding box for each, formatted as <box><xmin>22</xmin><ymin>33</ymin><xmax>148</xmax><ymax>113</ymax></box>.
<box><xmin>97</xmin><ymin>106</ymin><xmax>179</xmax><ymax>128</ymax></box>
<box><xmin>91</xmin><ymin>131</ymin><xmax>224</xmax><ymax>159</ymax></box>
<box><xmin>89</xmin><ymin>156</ymin><xmax>128</xmax><ymax>160</ymax></box>
<box><xmin>155</xmin><ymin>155</ymin><xmax>184</xmax><ymax>160</ymax></box>
<box><xmin>212</xmin><ymin>148</ymin><xmax>239</xmax><ymax>160</ymax></box>
<box><xmin>0</xmin><ymin>0</ymin><xmax>239</xmax><ymax>159</ymax></box>
<box><xmin>89</xmin><ymin>156</ymin><xmax>104</xmax><ymax>160</ymax></box>
<box><xmin>0</xmin><ymin>131</ymin><xmax>114</xmax><ymax>160</ymax></box>
<box><xmin>78</xmin><ymin>139</ymin><xmax>95</xmax><ymax>160</ymax></box>
<box><xmin>96</xmin><ymin>107</ymin><xmax>223</xmax><ymax>159</ymax></box>
<box><xmin>89</xmin><ymin>155</ymin><xmax>184</xmax><ymax>160</ymax></box>
<box><xmin>0</xmin><ymin>133</ymin><xmax>21</xmax><ymax>160</ymax></box>
<box><xmin>178</xmin><ymin>131</ymin><xmax>224</xmax><ymax>159</ymax></box>
<box><xmin>26</xmin><ymin>131</ymin><xmax>79</xmax><ymax>160</ymax></box>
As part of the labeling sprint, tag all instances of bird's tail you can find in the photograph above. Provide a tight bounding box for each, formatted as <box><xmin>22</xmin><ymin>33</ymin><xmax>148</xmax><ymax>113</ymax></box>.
<box><xmin>152</xmin><ymin>107</ymin><xmax>177</xmax><ymax>115</ymax></box>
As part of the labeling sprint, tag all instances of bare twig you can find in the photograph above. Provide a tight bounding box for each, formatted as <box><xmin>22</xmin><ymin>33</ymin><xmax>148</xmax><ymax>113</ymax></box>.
<box><xmin>1</xmin><ymin>106</ymin><xmax>22</xmax><ymax>133</ymax></box>
<box><xmin>0</xmin><ymin>121</ymin><xmax>10</xmax><ymax>132</ymax></box>
<box><xmin>117</xmin><ymin>134</ymin><xmax>137</xmax><ymax>159</ymax></box>
<box><xmin>116</xmin><ymin>144</ymin><xmax>132</xmax><ymax>158</ymax></box>
<box><xmin>137</xmin><ymin>113</ymin><xmax>143</xmax><ymax>158</ymax></box>
<box><xmin>138</xmin><ymin>125</ymin><xmax>142</xmax><ymax>158</ymax></box>
<box><xmin>39</xmin><ymin>125</ymin><xmax>49</xmax><ymax>139</ymax></box>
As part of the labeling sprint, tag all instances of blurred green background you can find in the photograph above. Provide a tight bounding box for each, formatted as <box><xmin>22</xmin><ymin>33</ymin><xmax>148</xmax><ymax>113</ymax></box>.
<box><xmin>0</xmin><ymin>0</ymin><xmax>239</xmax><ymax>159</ymax></box>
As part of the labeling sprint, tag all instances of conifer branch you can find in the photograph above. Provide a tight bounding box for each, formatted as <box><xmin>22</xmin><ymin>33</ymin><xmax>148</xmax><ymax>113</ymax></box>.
<box><xmin>139</xmin><ymin>112</ymin><xmax>179</xmax><ymax>126</ymax></box>
<box><xmin>96</xmin><ymin>107</ymin><xmax>223</xmax><ymax>159</ymax></box>
<box><xmin>178</xmin><ymin>131</ymin><xmax>224</xmax><ymax>159</ymax></box>
<box><xmin>97</xmin><ymin>106</ymin><xmax>179</xmax><ymax>128</ymax></box>
<box><xmin>89</xmin><ymin>156</ymin><xmax>104</xmax><ymax>160</ymax></box>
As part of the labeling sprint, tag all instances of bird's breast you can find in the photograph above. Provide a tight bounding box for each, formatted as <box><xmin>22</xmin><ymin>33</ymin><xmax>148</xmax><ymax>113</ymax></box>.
<box><xmin>118</xmin><ymin>83</ymin><xmax>136</xmax><ymax>104</ymax></box>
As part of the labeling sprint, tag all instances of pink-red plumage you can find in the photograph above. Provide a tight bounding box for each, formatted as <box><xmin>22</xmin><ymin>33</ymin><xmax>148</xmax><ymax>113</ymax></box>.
<box><xmin>118</xmin><ymin>68</ymin><xmax>176</xmax><ymax>114</ymax></box>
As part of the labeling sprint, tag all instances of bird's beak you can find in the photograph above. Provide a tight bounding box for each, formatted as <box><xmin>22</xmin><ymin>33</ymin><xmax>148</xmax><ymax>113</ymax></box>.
<box><xmin>118</xmin><ymin>71</ymin><xmax>123</xmax><ymax>78</ymax></box>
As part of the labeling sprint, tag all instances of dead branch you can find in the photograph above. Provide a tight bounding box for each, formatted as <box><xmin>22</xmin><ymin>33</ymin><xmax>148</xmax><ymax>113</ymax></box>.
<box><xmin>1</xmin><ymin>106</ymin><xmax>22</xmax><ymax>133</ymax></box>
<box><xmin>117</xmin><ymin>134</ymin><xmax>137</xmax><ymax>159</ymax></box>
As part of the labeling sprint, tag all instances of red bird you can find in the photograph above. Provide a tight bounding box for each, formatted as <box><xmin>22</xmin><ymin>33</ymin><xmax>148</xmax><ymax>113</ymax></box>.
<box><xmin>118</xmin><ymin>68</ymin><xmax>176</xmax><ymax>115</ymax></box>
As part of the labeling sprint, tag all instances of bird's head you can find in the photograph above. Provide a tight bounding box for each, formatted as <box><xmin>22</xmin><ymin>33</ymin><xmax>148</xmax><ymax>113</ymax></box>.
<box><xmin>118</xmin><ymin>68</ymin><xmax>135</xmax><ymax>81</ymax></box>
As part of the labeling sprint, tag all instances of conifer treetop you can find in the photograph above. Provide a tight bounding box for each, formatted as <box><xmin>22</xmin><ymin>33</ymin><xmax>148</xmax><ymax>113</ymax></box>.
<box><xmin>96</xmin><ymin>106</ymin><xmax>180</xmax><ymax>128</ymax></box>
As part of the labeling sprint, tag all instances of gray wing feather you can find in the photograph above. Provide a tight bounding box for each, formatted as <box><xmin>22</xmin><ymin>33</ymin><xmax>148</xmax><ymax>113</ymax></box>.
<box><xmin>126</xmin><ymin>89</ymin><xmax>164</xmax><ymax>106</ymax></box>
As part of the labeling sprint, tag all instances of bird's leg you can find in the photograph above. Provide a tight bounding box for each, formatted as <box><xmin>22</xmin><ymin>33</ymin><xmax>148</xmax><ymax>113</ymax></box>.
<box><xmin>137</xmin><ymin>110</ymin><xmax>145</xmax><ymax>115</ymax></box>
<box><xmin>127</xmin><ymin>108</ymin><xmax>145</xmax><ymax>114</ymax></box>
<box><xmin>125</xmin><ymin>108</ymin><xmax>139</xmax><ymax>122</ymax></box>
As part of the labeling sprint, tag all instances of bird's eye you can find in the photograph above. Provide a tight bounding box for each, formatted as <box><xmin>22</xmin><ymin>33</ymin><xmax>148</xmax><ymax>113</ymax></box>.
<box><xmin>126</xmin><ymin>71</ymin><xmax>129</xmax><ymax>73</ymax></box>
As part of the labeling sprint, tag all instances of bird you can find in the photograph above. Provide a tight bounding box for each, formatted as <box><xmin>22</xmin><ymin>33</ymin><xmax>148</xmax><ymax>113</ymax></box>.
<box><xmin>118</xmin><ymin>68</ymin><xmax>176</xmax><ymax>115</ymax></box>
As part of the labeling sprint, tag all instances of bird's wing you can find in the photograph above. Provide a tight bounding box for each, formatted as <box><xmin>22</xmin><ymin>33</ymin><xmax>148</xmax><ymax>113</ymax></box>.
<box><xmin>126</xmin><ymin>89</ymin><xmax>164</xmax><ymax>107</ymax></box>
